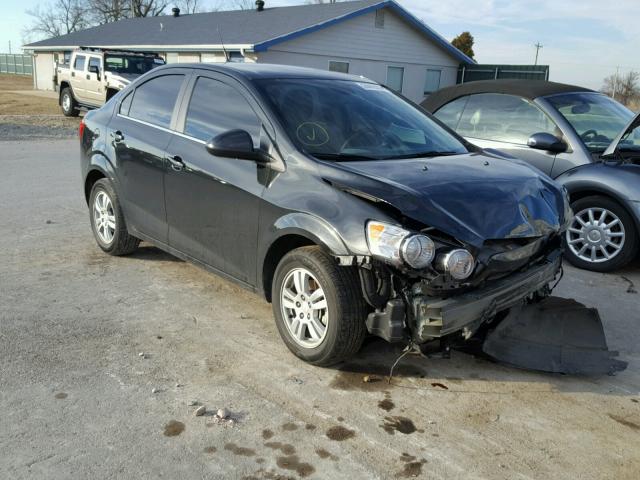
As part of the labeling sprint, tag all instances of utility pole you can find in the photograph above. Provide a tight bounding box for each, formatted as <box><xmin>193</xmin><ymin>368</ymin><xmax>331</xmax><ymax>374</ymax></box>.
<box><xmin>534</xmin><ymin>42</ymin><xmax>543</xmax><ymax>66</ymax></box>
<box><xmin>8</xmin><ymin>41</ymin><xmax>11</xmax><ymax>54</ymax></box>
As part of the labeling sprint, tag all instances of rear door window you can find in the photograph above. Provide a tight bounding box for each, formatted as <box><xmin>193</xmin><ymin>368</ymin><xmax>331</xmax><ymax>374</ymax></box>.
<box><xmin>456</xmin><ymin>93</ymin><xmax>558</xmax><ymax>145</ymax></box>
<box><xmin>184</xmin><ymin>76</ymin><xmax>261</xmax><ymax>144</ymax></box>
<box><xmin>434</xmin><ymin>96</ymin><xmax>468</xmax><ymax>131</ymax></box>
<box><xmin>127</xmin><ymin>74</ymin><xmax>185</xmax><ymax>129</ymax></box>
<box><xmin>73</xmin><ymin>55</ymin><xmax>86</xmax><ymax>71</ymax></box>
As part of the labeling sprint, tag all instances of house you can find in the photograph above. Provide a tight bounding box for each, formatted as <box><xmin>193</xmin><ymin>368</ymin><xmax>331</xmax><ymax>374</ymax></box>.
<box><xmin>23</xmin><ymin>0</ymin><xmax>474</xmax><ymax>104</ymax></box>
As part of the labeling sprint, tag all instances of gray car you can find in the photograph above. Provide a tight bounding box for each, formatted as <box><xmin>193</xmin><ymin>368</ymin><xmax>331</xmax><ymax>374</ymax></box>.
<box><xmin>422</xmin><ymin>80</ymin><xmax>640</xmax><ymax>272</ymax></box>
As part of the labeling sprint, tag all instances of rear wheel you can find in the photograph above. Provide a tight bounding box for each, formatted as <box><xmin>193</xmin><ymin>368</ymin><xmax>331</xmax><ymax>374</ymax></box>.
<box><xmin>272</xmin><ymin>246</ymin><xmax>367</xmax><ymax>366</ymax></box>
<box><xmin>564</xmin><ymin>195</ymin><xmax>637</xmax><ymax>272</ymax></box>
<box><xmin>61</xmin><ymin>87</ymin><xmax>79</xmax><ymax>117</ymax></box>
<box><xmin>89</xmin><ymin>178</ymin><xmax>139</xmax><ymax>256</ymax></box>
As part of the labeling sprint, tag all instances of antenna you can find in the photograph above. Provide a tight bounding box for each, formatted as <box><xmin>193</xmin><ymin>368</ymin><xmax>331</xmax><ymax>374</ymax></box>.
<box><xmin>216</xmin><ymin>25</ymin><xmax>229</xmax><ymax>63</ymax></box>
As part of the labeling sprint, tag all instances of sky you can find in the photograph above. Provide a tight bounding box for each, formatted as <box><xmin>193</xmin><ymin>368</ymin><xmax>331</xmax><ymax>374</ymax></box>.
<box><xmin>1</xmin><ymin>0</ymin><xmax>638</xmax><ymax>90</ymax></box>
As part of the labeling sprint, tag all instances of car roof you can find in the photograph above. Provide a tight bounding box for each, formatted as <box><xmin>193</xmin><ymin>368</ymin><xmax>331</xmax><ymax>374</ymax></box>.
<box><xmin>421</xmin><ymin>79</ymin><xmax>596</xmax><ymax>112</ymax></box>
<box><xmin>152</xmin><ymin>62</ymin><xmax>375</xmax><ymax>83</ymax></box>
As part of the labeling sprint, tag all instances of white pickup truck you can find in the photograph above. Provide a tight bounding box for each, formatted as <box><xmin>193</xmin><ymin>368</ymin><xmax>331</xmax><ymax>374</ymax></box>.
<box><xmin>55</xmin><ymin>48</ymin><xmax>165</xmax><ymax>116</ymax></box>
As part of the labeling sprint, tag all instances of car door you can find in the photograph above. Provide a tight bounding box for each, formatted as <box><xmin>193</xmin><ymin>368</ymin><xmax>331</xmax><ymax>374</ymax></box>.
<box><xmin>108</xmin><ymin>71</ymin><xmax>189</xmax><ymax>243</ymax></box>
<box><xmin>84</xmin><ymin>56</ymin><xmax>103</xmax><ymax>105</ymax></box>
<box><xmin>436</xmin><ymin>93</ymin><xmax>562</xmax><ymax>176</ymax></box>
<box><xmin>163</xmin><ymin>73</ymin><xmax>268</xmax><ymax>285</ymax></box>
<box><xmin>70</xmin><ymin>54</ymin><xmax>86</xmax><ymax>100</ymax></box>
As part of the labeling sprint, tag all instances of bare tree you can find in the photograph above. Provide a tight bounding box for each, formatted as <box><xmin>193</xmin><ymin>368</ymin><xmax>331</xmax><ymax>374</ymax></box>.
<box><xmin>231</xmin><ymin>0</ymin><xmax>254</xmax><ymax>9</ymax></box>
<box><xmin>174</xmin><ymin>0</ymin><xmax>202</xmax><ymax>13</ymax></box>
<box><xmin>24</xmin><ymin>0</ymin><xmax>89</xmax><ymax>39</ymax></box>
<box><xmin>602</xmin><ymin>70</ymin><xmax>640</xmax><ymax>107</ymax></box>
<box><xmin>130</xmin><ymin>0</ymin><xmax>169</xmax><ymax>17</ymax></box>
<box><xmin>89</xmin><ymin>0</ymin><xmax>129</xmax><ymax>24</ymax></box>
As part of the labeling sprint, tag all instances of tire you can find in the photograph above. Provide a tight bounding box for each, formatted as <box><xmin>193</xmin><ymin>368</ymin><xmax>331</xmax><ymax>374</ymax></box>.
<box><xmin>60</xmin><ymin>87</ymin><xmax>79</xmax><ymax>117</ymax></box>
<box><xmin>272</xmin><ymin>246</ymin><xmax>367</xmax><ymax>366</ymax></box>
<box><xmin>89</xmin><ymin>178</ymin><xmax>140</xmax><ymax>256</ymax></box>
<box><xmin>564</xmin><ymin>195</ymin><xmax>637</xmax><ymax>272</ymax></box>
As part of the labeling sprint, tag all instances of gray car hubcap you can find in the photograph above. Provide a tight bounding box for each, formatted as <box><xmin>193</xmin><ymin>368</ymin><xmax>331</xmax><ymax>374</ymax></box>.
<box><xmin>280</xmin><ymin>268</ymin><xmax>329</xmax><ymax>348</ymax></box>
<box><xmin>93</xmin><ymin>191</ymin><xmax>116</xmax><ymax>245</ymax></box>
<box><xmin>566</xmin><ymin>207</ymin><xmax>625</xmax><ymax>263</ymax></box>
<box><xmin>62</xmin><ymin>93</ymin><xmax>71</xmax><ymax>112</ymax></box>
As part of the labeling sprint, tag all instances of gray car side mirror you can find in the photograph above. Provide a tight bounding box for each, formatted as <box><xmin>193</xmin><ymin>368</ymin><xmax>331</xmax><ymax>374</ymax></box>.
<box><xmin>527</xmin><ymin>132</ymin><xmax>567</xmax><ymax>153</ymax></box>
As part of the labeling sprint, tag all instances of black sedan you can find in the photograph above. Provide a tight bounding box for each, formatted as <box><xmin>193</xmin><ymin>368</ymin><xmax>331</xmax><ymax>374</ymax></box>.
<box><xmin>422</xmin><ymin>80</ymin><xmax>640</xmax><ymax>272</ymax></box>
<box><xmin>80</xmin><ymin>64</ymin><xmax>568</xmax><ymax>365</ymax></box>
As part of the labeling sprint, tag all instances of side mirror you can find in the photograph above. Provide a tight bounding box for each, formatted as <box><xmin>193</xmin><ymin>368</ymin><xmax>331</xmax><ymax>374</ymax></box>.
<box><xmin>205</xmin><ymin>129</ymin><xmax>269</xmax><ymax>162</ymax></box>
<box><xmin>527</xmin><ymin>132</ymin><xmax>567</xmax><ymax>153</ymax></box>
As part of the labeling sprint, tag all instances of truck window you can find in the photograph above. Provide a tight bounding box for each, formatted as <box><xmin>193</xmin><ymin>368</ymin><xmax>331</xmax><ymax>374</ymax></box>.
<box><xmin>105</xmin><ymin>55</ymin><xmax>162</xmax><ymax>75</ymax></box>
<box><xmin>127</xmin><ymin>74</ymin><xmax>185</xmax><ymax>129</ymax></box>
<box><xmin>74</xmin><ymin>55</ymin><xmax>86</xmax><ymax>71</ymax></box>
<box><xmin>88</xmin><ymin>57</ymin><xmax>101</xmax><ymax>72</ymax></box>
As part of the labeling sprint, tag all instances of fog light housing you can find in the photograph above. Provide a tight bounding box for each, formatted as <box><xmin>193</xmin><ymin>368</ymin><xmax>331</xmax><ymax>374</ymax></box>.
<box><xmin>438</xmin><ymin>249</ymin><xmax>475</xmax><ymax>280</ymax></box>
<box><xmin>401</xmin><ymin>234</ymin><xmax>435</xmax><ymax>269</ymax></box>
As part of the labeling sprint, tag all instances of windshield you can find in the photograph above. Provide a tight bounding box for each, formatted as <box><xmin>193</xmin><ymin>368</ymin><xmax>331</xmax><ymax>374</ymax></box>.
<box><xmin>546</xmin><ymin>92</ymin><xmax>634</xmax><ymax>153</ymax></box>
<box><xmin>254</xmin><ymin>79</ymin><xmax>467</xmax><ymax>160</ymax></box>
<box><xmin>104</xmin><ymin>54</ymin><xmax>164</xmax><ymax>75</ymax></box>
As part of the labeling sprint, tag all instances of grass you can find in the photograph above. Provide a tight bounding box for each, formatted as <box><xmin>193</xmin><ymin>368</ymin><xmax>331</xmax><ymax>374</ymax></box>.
<box><xmin>0</xmin><ymin>73</ymin><xmax>62</xmax><ymax>115</ymax></box>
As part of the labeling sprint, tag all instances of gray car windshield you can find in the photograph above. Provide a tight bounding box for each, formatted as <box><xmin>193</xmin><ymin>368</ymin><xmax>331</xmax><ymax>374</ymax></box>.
<box><xmin>255</xmin><ymin>79</ymin><xmax>467</xmax><ymax>160</ymax></box>
<box><xmin>546</xmin><ymin>92</ymin><xmax>634</xmax><ymax>153</ymax></box>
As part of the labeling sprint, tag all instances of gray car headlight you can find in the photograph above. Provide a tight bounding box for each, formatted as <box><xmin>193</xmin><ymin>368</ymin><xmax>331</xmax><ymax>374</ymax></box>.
<box><xmin>437</xmin><ymin>249</ymin><xmax>475</xmax><ymax>280</ymax></box>
<box><xmin>366</xmin><ymin>221</ymin><xmax>434</xmax><ymax>268</ymax></box>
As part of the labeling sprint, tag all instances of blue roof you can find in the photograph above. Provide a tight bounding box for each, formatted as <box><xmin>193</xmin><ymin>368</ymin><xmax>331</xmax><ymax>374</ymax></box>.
<box><xmin>25</xmin><ymin>0</ymin><xmax>474</xmax><ymax>64</ymax></box>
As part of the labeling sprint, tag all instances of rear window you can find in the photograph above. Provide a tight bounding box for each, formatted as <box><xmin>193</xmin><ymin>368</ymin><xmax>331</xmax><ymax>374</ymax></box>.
<box><xmin>127</xmin><ymin>75</ymin><xmax>184</xmax><ymax>129</ymax></box>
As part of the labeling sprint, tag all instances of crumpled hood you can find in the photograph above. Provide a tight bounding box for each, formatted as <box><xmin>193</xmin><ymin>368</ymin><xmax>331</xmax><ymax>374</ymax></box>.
<box><xmin>320</xmin><ymin>153</ymin><xmax>567</xmax><ymax>247</ymax></box>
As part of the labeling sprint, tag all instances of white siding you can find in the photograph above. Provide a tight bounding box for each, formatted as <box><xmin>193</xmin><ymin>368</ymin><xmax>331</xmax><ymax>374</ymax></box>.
<box><xmin>33</xmin><ymin>52</ymin><xmax>56</xmax><ymax>91</ymax></box>
<box><xmin>256</xmin><ymin>8</ymin><xmax>459</xmax><ymax>103</ymax></box>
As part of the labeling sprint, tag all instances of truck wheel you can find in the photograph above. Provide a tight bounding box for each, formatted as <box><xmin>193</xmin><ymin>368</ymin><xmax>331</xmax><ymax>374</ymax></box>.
<box><xmin>272</xmin><ymin>246</ymin><xmax>367</xmax><ymax>366</ymax></box>
<box><xmin>61</xmin><ymin>87</ymin><xmax>79</xmax><ymax>117</ymax></box>
<box><xmin>564</xmin><ymin>195</ymin><xmax>637</xmax><ymax>272</ymax></box>
<box><xmin>89</xmin><ymin>178</ymin><xmax>140</xmax><ymax>256</ymax></box>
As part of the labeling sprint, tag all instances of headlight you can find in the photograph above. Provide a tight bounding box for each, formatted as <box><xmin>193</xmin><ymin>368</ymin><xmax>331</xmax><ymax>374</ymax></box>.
<box><xmin>401</xmin><ymin>234</ymin><xmax>435</xmax><ymax>269</ymax></box>
<box><xmin>437</xmin><ymin>249</ymin><xmax>475</xmax><ymax>280</ymax></box>
<box><xmin>366</xmin><ymin>221</ymin><xmax>434</xmax><ymax>268</ymax></box>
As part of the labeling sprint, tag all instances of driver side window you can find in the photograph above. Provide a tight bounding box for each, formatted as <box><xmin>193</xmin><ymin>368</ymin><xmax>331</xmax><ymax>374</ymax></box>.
<box><xmin>456</xmin><ymin>93</ymin><xmax>558</xmax><ymax>145</ymax></box>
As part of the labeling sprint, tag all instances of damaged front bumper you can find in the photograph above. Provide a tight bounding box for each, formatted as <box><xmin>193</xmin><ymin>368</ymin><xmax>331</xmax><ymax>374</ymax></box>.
<box><xmin>410</xmin><ymin>256</ymin><xmax>561</xmax><ymax>342</ymax></box>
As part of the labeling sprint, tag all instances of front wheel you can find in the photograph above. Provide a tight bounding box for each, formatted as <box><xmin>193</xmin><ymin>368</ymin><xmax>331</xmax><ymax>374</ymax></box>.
<box><xmin>272</xmin><ymin>246</ymin><xmax>367</xmax><ymax>366</ymax></box>
<box><xmin>564</xmin><ymin>195</ymin><xmax>637</xmax><ymax>272</ymax></box>
<box><xmin>60</xmin><ymin>87</ymin><xmax>79</xmax><ymax>117</ymax></box>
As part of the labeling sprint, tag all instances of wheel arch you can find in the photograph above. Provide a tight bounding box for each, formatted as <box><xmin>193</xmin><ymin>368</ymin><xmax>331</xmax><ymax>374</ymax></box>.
<box><xmin>58</xmin><ymin>81</ymin><xmax>72</xmax><ymax>104</ymax></box>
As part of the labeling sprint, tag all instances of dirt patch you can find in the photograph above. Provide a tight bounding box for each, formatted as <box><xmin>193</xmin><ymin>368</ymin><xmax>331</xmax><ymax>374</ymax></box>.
<box><xmin>326</xmin><ymin>425</ymin><xmax>356</xmax><ymax>441</ymax></box>
<box><xmin>381</xmin><ymin>416</ymin><xmax>417</xmax><ymax>435</ymax></box>
<box><xmin>379</xmin><ymin>398</ymin><xmax>395</xmax><ymax>411</ymax></box>
<box><xmin>397</xmin><ymin>458</ymin><xmax>427</xmax><ymax>478</ymax></box>
<box><xmin>225</xmin><ymin>443</ymin><xmax>256</xmax><ymax>456</ymax></box>
<box><xmin>315</xmin><ymin>448</ymin><xmax>338</xmax><ymax>461</ymax></box>
<box><xmin>431</xmin><ymin>382</ymin><xmax>449</xmax><ymax>390</ymax></box>
<box><xmin>276</xmin><ymin>455</ymin><xmax>315</xmax><ymax>478</ymax></box>
<box><xmin>163</xmin><ymin>420</ymin><xmax>185</xmax><ymax>437</ymax></box>
<box><xmin>204</xmin><ymin>446</ymin><xmax>217</xmax><ymax>454</ymax></box>
<box><xmin>608</xmin><ymin>414</ymin><xmax>640</xmax><ymax>431</ymax></box>
<box><xmin>262</xmin><ymin>429</ymin><xmax>274</xmax><ymax>439</ymax></box>
<box><xmin>54</xmin><ymin>392</ymin><xmax>68</xmax><ymax>399</ymax></box>
<box><xmin>281</xmin><ymin>422</ymin><xmax>298</xmax><ymax>431</ymax></box>
<box><xmin>264</xmin><ymin>442</ymin><xmax>296</xmax><ymax>455</ymax></box>
<box><xmin>304</xmin><ymin>423</ymin><xmax>316</xmax><ymax>431</ymax></box>
<box><xmin>330</xmin><ymin>362</ymin><xmax>425</xmax><ymax>392</ymax></box>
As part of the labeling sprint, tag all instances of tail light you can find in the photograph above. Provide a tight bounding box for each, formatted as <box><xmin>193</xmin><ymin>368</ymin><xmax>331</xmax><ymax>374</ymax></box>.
<box><xmin>78</xmin><ymin>120</ymin><xmax>86</xmax><ymax>139</ymax></box>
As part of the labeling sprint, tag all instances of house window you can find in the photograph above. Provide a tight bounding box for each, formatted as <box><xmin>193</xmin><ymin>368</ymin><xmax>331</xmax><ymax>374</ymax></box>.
<box><xmin>424</xmin><ymin>69</ymin><xmax>442</xmax><ymax>94</ymax></box>
<box><xmin>375</xmin><ymin>10</ymin><xmax>385</xmax><ymax>28</ymax></box>
<box><xmin>228</xmin><ymin>52</ymin><xmax>245</xmax><ymax>63</ymax></box>
<box><xmin>329</xmin><ymin>61</ymin><xmax>349</xmax><ymax>74</ymax></box>
<box><xmin>386</xmin><ymin>66</ymin><xmax>404</xmax><ymax>92</ymax></box>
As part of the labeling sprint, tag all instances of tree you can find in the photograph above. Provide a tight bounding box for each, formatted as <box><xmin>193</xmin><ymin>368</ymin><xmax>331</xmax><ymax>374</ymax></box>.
<box><xmin>601</xmin><ymin>70</ymin><xmax>640</xmax><ymax>107</ymax></box>
<box><xmin>175</xmin><ymin>0</ymin><xmax>204</xmax><ymax>14</ymax></box>
<box><xmin>89</xmin><ymin>0</ymin><xmax>129</xmax><ymax>24</ymax></box>
<box><xmin>451</xmin><ymin>31</ymin><xmax>475</xmax><ymax>60</ymax></box>
<box><xmin>232</xmin><ymin>0</ymin><xmax>254</xmax><ymax>9</ymax></box>
<box><xmin>24</xmin><ymin>0</ymin><xmax>88</xmax><ymax>38</ymax></box>
<box><xmin>130</xmin><ymin>0</ymin><xmax>168</xmax><ymax>17</ymax></box>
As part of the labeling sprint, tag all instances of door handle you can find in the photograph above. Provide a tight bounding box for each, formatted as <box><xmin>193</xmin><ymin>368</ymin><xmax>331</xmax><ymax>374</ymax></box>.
<box><xmin>110</xmin><ymin>130</ymin><xmax>124</xmax><ymax>143</ymax></box>
<box><xmin>166</xmin><ymin>154</ymin><xmax>184</xmax><ymax>171</ymax></box>
<box><xmin>71</xmin><ymin>71</ymin><xmax>75</xmax><ymax>77</ymax></box>
<box><xmin>86</xmin><ymin>74</ymin><xmax>90</xmax><ymax>80</ymax></box>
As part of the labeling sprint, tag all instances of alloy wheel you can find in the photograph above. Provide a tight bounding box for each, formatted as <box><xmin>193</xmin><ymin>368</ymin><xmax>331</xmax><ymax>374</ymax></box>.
<box><xmin>93</xmin><ymin>190</ymin><xmax>116</xmax><ymax>245</ymax></box>
<box><xmin>280</xmin><ymin>267</ymin><xmax>329</xmax><ymax>348</ymax></box>
<box><xmin>566</xmin><ymin>207</ymin><xmax>625</xmax><ymax>263</ymax></box>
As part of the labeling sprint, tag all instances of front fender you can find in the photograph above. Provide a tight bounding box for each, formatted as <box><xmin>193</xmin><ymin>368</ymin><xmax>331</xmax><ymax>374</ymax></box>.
<box><xmin>271</xmin><ymin>212</ymin><xmax>350</xmax><ymax>256</ymax></box>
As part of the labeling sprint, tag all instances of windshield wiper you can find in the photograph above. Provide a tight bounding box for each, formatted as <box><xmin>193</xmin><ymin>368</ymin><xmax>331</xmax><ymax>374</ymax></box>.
<box><xmin>384</xmin><ymin>151</ymin><xmax>462</xmax><ymax>159</ymax></box>
<box><xmin>312</xmin><ymin>153</ymin><xmax>381</xmax><ymax>162</ymax></box>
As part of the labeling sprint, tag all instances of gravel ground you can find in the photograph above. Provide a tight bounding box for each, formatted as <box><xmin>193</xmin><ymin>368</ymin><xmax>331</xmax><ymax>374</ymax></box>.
<box><xmin>1</xmin><ymin>139</ymin><xmax>639</xmax><ymax>480</ymax></box>
<box><xmin>0</xmin><ymin>115</ymin><xmax>79</xmax><ymax>141</ymax></box>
